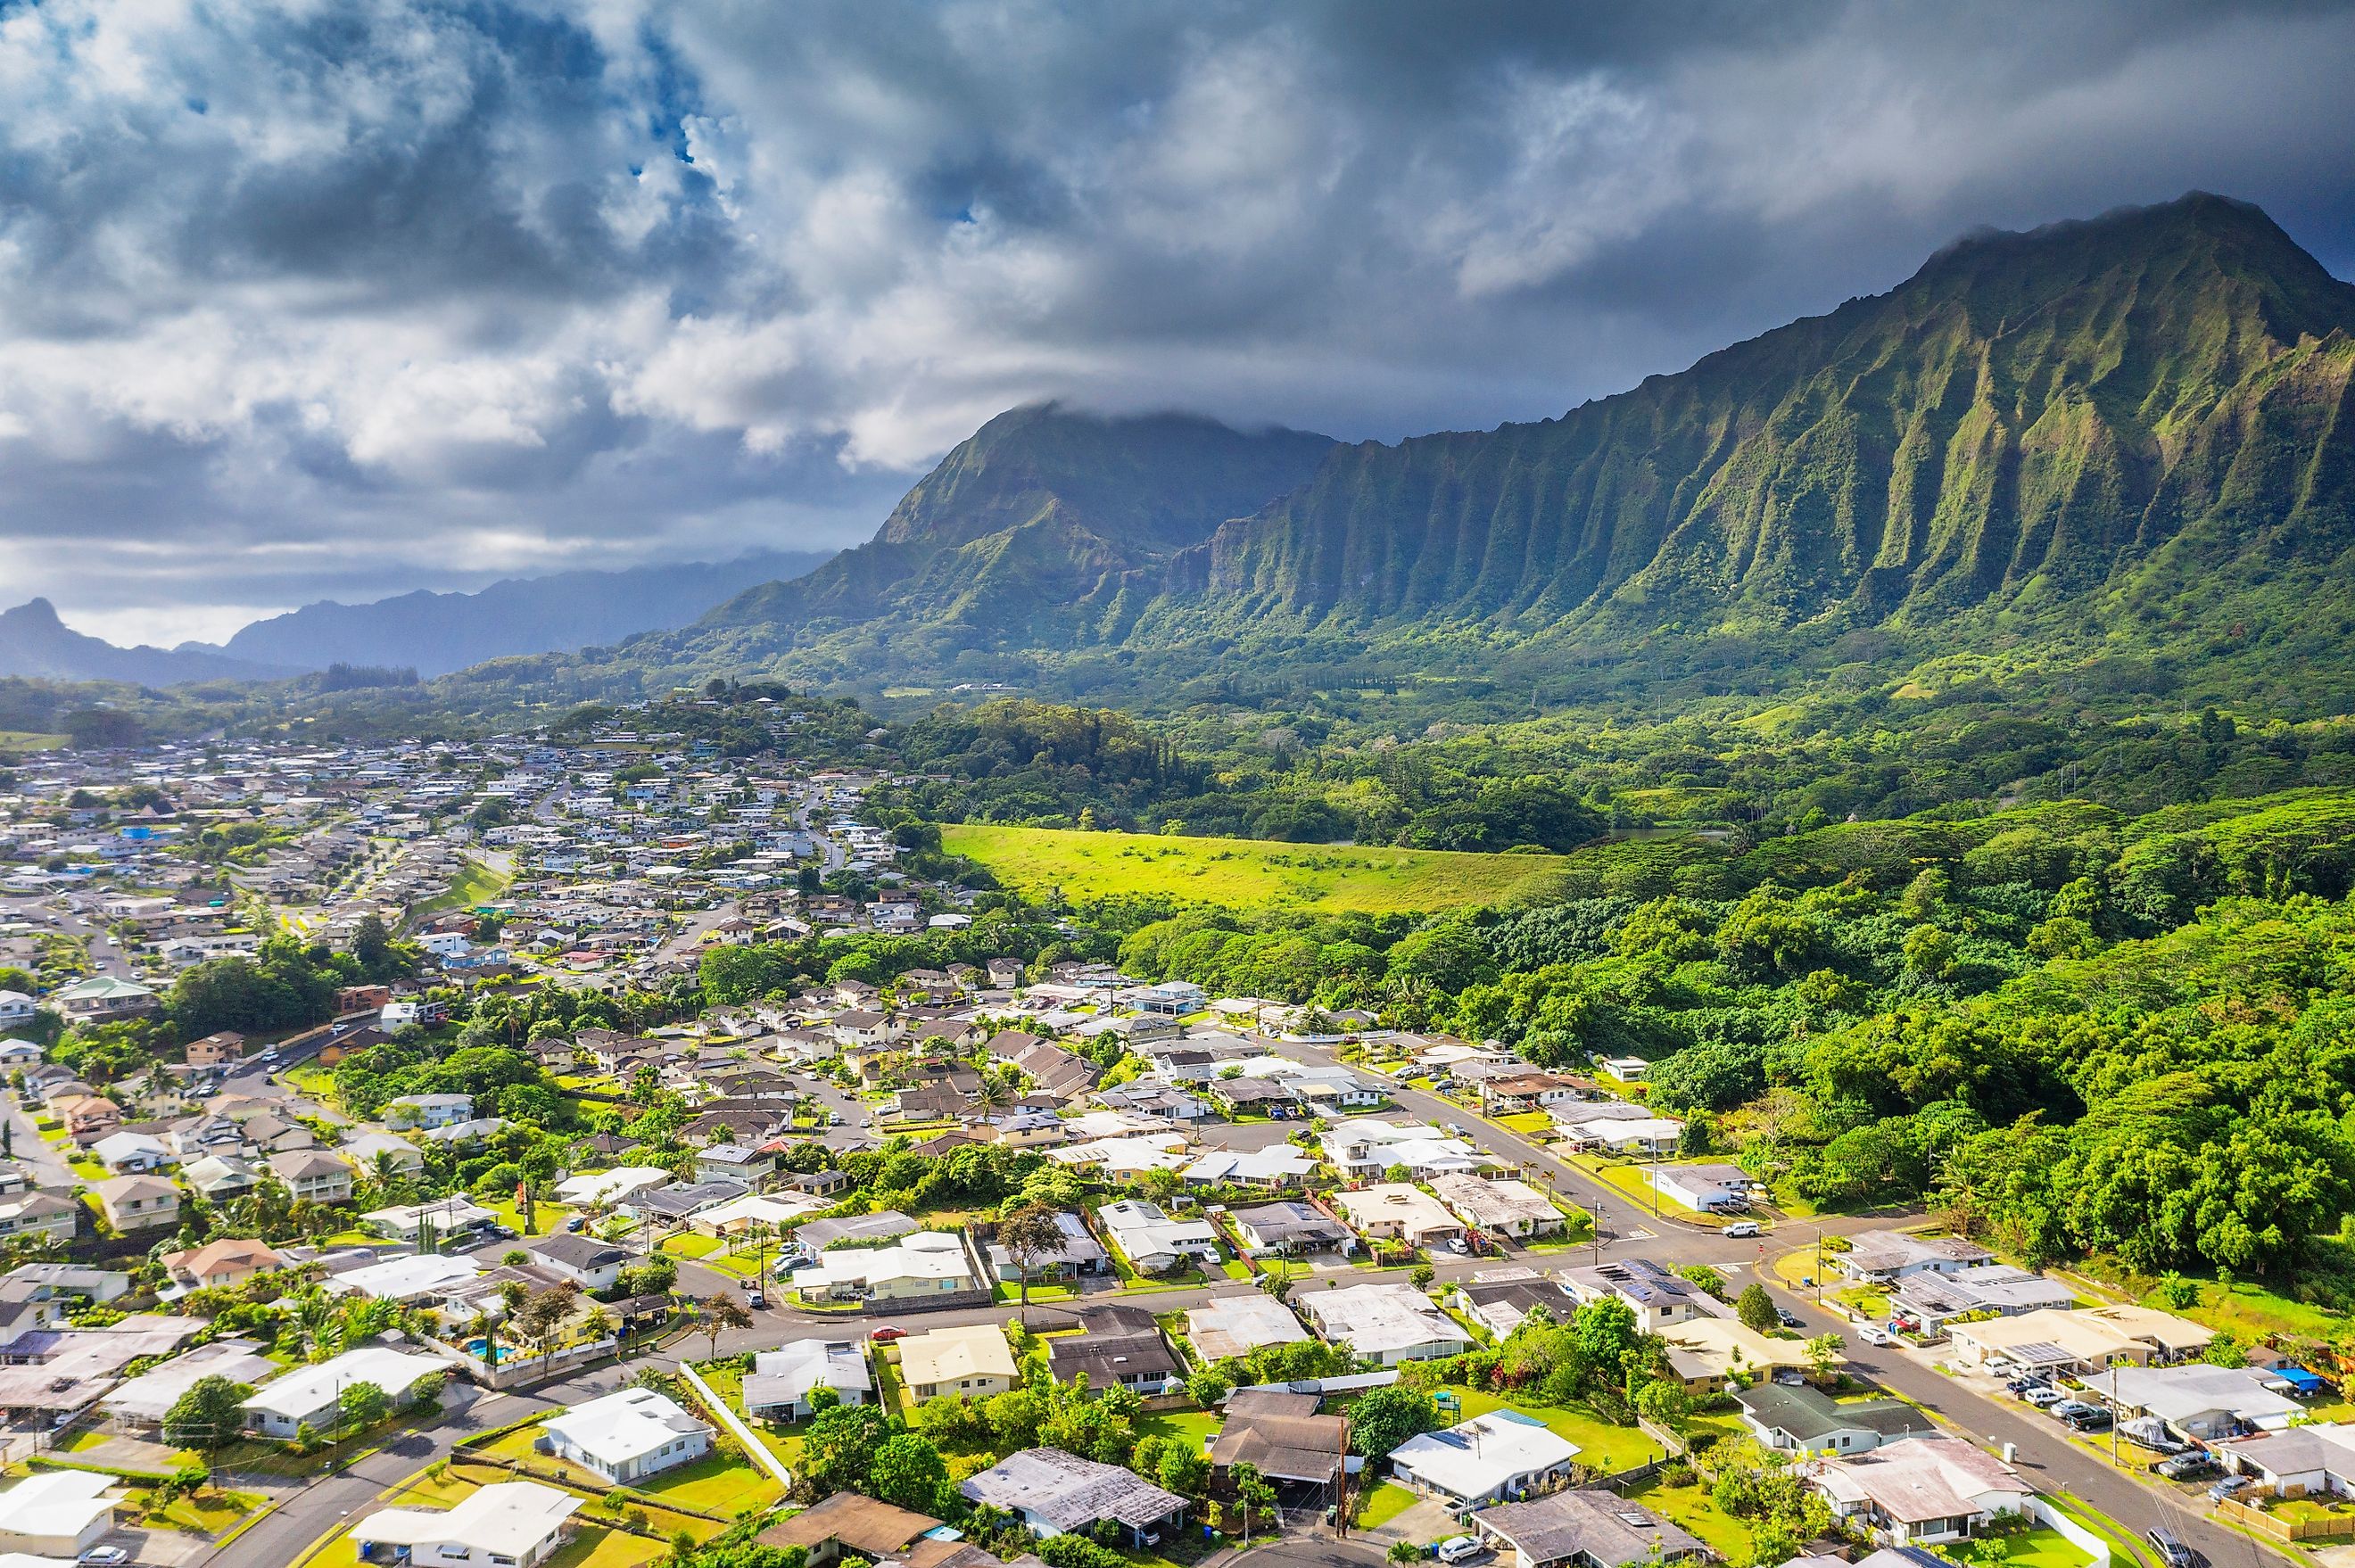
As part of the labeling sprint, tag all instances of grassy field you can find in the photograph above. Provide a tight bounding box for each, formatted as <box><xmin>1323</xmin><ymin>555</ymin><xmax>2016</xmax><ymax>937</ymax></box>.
<box><xmin>409</xmin><ymin>855</ymin><xmax>516</xmax><ymax>924</ymax></box>
<box><xmin>0</xmin><ymin>731</ymin><xmax>66</xmax><ymax>751</ymax></box>
<box><xmin>1432</xmin><ymin>1388</ymin><xmax>1665</xmax><ymax>1473</ymax></box>
<box><xmin>940</xmin><ymin>822</ymin><xmax>1574</xmax><ymax>914</ymax></box>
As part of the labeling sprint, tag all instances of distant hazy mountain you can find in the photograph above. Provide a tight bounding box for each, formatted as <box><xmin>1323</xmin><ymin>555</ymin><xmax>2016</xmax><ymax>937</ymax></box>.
<box><xmin>0</xmin><ymin>598</ymin><xmax>286</xmax><ymax>685</ymax></box>
<box><xmin>216</xmin><ymin>549</ymin><xmax>834</xmax><ymax>677</ymax></box>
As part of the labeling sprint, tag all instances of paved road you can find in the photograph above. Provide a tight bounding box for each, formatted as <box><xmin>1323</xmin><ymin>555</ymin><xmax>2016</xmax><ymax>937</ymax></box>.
<box><xmin>0</xmin><ymin>1088</ymin><xmax>76</xmax><ymax>1189</ymax></box>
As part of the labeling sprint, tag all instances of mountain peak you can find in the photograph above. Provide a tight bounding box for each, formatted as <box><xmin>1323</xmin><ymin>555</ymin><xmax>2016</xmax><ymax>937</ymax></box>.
<box><xmin>2</xmin><ymin>598</ymin><xmax>63</xmax><ymax>626</ymax></box>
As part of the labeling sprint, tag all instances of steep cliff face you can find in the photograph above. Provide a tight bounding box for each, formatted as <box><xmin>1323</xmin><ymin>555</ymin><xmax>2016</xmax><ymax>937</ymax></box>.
<box><xmin>1180</xmin><ymin>194</ymin><xmax>2355</xmax><ymax>642</ymax></box>
<box><xmin>695</xmin><ymin>403</ymin><xmax>1337</xmax><ymax>651</ymax></box>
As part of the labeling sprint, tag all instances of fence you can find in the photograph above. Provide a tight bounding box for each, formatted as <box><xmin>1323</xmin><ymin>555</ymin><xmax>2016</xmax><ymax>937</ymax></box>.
<box><xmin>2218</xmin><ymin>1496</ymin><xmax>2355</xmax><ymax>1544</ymax></box>
<box><xmin>2029</xmin><ymin>1497</ymin><xmax>2116</xmax><ymax>1563</ymax></box>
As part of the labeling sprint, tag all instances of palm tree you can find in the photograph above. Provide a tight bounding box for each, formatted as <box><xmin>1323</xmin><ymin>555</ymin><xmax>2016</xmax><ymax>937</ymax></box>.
<box><xmin>996</xmin><ymin>1203</ymin><xmax>1066</xmax><ymax>1323</ymax></box>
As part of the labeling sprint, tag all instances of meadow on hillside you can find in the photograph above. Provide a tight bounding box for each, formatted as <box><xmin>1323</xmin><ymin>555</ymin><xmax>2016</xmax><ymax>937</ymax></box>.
<box><xmin>941</xmin><ymin>821</ymin><xmax>1575</xmax><ymax>913</ymax></box>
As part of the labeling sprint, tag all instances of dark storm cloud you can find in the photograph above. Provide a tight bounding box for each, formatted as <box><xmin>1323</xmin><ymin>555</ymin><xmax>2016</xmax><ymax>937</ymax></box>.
<box><xmin>3</xmin><ymin>0</ymin><xmax>2352</xmax><ymax>643</ymax></box>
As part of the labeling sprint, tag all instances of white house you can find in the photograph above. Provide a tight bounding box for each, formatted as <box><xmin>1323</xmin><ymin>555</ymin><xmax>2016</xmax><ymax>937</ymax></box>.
<box><xmin>1641</xmin><ymin>1164</ymin><xmax>1756</xmax><ymax>1213</ymax></box>
<box><xmin>1334</xmin><ymin>1184</ymin><xmax>1463</xmax><ymax>1248</ymax></box>
<box><xmin>240</xmin><ymin>1345</ymin><xmax>450</xmax><ymax>1439</ymax></box>
<box><xmin>1391</xmin><ymin>1410</ymin><xmax>1582</xmax><ymax>1507</ymax></box>
<box><xmin>1095</xmin><ymin>1200</ymin><xmax>1221</xmax><ymax>1274</ymax></box>
<box><xmin>384</xmin><ymin>1093</ymin><xmax>475</xmax><ymax>1131</ymax></box>
<box><xmin>556</xmin><ymin>1166</ymin><xmax>672</xmax><ymax>1207</ymax></box>
<box><xmin>0</xmin><ymin>992</ymin><xmax>35</xmax><ymax>1027</ymax></box>
<box><xmin>355</xmin><ymin>1480</ymin><xmax>581</xmax><ymax>1568</ymax></box>
<box><xmin>1303</xmin><ymin>1283</ymin><xmax>1473</xmax><ymax>1366</ymax></box>
<box><xmin>538</xmin><ymin>1388</ymin><xmax>713</xmax><ymax>1483</ymax></box>
<box><xmin>743</xmin><ymin>1340</ymin><xmax>874</xmax><ymax>1420</ymax></box>
<box><xmin>525</xmin><ymin>1234</ymin><xmax>626</xmax><ymax>1292</ymax></box>
<box><xmin>959</xmin><ymin>1448</ymin><xmax>1187</xmax><ymax>1546</ymax></box>
<box><xmin>0</xmin><ymin>1470</ymin><xmax>119</xmax><ymax>1556</ymax></box>
<box><xmin>2085</xmin><ymin>1364</ymin><xmax>2305</xmax><ymax>1442</ymax></box>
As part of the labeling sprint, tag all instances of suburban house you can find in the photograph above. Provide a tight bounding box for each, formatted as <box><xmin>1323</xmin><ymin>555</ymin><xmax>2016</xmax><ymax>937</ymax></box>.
<box><xmin>2215</xmin><ymin>1422</ymin><xmax>2355</xmax><ymax>1496</ymax></box>
<box><xmin>93</xmin><ymin>1175</ymin><xmax>179</xmax><ymax>1234</ymax></box>
<box><xmin>384</xmin><ymin>1093</ymin><xmax>475</xmax><ymax>1131</ymax></box>
<box><xmin>0</xmin><ymin>991</ymin><xmax>34</xmax><ymax>1028</ymax></box>
<box><xmin>0</xmin><ymin>1470</ymin><xmax>121</xmax><ymax>1557</ymax></box>
<box><xmin>525</xmin><ymin>1234</ymin><xmax>627</xmax><ymax>1292</ymax></box>
<box><xmin>1225</xmin><ymin>1201</ymin><xmax>1352</xmax><ymax>1259</ymax></box>
<box><xmin>161</xmin><ymin>1237</ymin><xmax>284</xmax><ymax>1292</ymax></box>
<box><xmin>1658</xmin><ymin>1317</ymin><xmax>1826</xmax><ymax>1393</ymax></box>
<box><xmin>1186</xmin><ymin>1292</ymin><xmax>1312</xmax><ymax>1361</ymax></box>
<box><xmin>1808</xmin><ymin>1435</ymin><xmax>2032</xmax><ymax>1547</ymax></box>
<box><xmin>2084</xmin><ymin>1364</ymin><xmax>2304</xmax><ymax>1442</ymax></box>
<box><xmin>1428</xmin><ymin>1174</ymin><xmax>1566</xmax><ymax>1239</ymax></box>
<box><xmin>1095</xmin><ymin>1200</ymin><xmax>1221</xmax><ymax>1274</ymax></box>
<box><xmin>90</xmin><ymin>1131</ymin><xmax>171</xmax><ymax>1174</ymax></box>
<box><xmin>1334</xmin><ymin>1184</ymin><xmax>1463</xmax><ymax>1249</ymax></box>
<box><xmin>354</xmin><ymin>1480</ymin><xmax>580</xmax><ymax>1568</ymax></box>
<box><xmin>1210</xmin><ymin>1389</ymin><xmax>1347</xmax><ymax>1498</ymax></box>
<box><xmin>1181</xmin><ymin>1147</ymin><xmax>1316</xmax><ymax>1189</ymax></box>
<box><xmin>537</xmin><ymin>1388</ymin><xmax>713</xmax><ymax>1483</ymax></box>
<box><xmin>1451</xmin><ymin>1272</ymin><xmax>1578</xmax><ymax>1338</ymax></box>
<box><xmin>1944</xmin><ymin>1306</ymin><xmax>2214</xmax><ymax>1375</ymax></box>
<box><xmin>984</xmin><ymin>1211</ymin><xmax>1109</xmax><ymax>1283</ymax></box>
<box><xmin>1045</xmin><ymin>1305</ymin><xmax>1183</xmax><ymax>1396</ymax></box>
<box><xmin>183</xmin><ymin>1031</ymin><xmax>247</xmax><ymax>1069</ymax></box>
<box><xmin>743</xmin><ymin>1340</ymin><xmax>874</xmax><ymax>1420</ymax></box>
<box><xmin>269</xmin><ymin>1150</ymin><xmax>355</xmax><ymax>1205</ymax></box>
<box><xmin>1477</xmin><ymin>1072</ymin><xmax>1592</xmax><ymax>1114</ymax></box>
<box><xmin>1736</xmin><ymin>1383</ymin><xmax>1931</xmax><ymax>1457</ymax></box>
<box><xmin>959</xmin><ymin>1447</ymin><xmax>1188</xmax><ymax>1545</ymax></box>
<box><xmin>241</xmin><ymin>1345</ymin><xmax>450</xmax><ymax>1438</ymax></box>
<box><xmin>0</xmin><ymin>1192</ymin><xmax>78</xmax><ymax>1244</ymax></box>
<box><xmin>50</xmin><ymin>1093</ymin><xmax>121</xmax><ymax>1145</ymax></box>
<box><xmin>1559</xmin><ymin>1259</ymin><xmax>1707</xmax><ymax>1333</ymax></box>
<box><xmin>1390</xmin><ymin>1409</ymin><xmax>1582</xmax><ymax>1507</ymax></box>
<box><xmin>899</xmin><ymin>1324</ymin><xmax>1019</xmax><ymax>1401</ymax></box>
<box><xmin>1832</xmin><ymin>1232</ymin><xmax>1996</xmax><ymax>1284</ymax></box>
<box><xmin>47</xmin><ymin>975</ymin><xmax>158</xmax><ymax>1022</ymax></box>
<box><xmin>1887</xmin><ymin>1266</ymin><xmax>2075</xmax><ymax>1336</ymax></box>
<box><xmin>791</xmin><ymin>1232</ymin><xmax>981</xmax><ymax>1304</ymax></box>
<box><xmin>1303</xmin><ymin>1283</ymin><xmax>1473</xmax><ymax>1366</ymax></box>
<box><xmin>756</xmin><ymin>1492</ymin><xmax>940</xmax><ymax>1567</ymax></box>
<box><xmin>1641</xmin><ymin>1163</ymin><xmax>1756</xmax><ymax>1213</ymax></box>
<box><xmin>1471</xmin><ymin>1490</ymin><xmax>1706</xmax><ymax>1568</ymax></box>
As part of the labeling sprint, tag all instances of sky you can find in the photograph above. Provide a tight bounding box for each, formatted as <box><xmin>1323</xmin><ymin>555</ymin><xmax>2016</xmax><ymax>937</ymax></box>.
<box><xmin>7</xmin><ymin>0</ymin><xmax>2355</xmax><ymax>648</ymax></box>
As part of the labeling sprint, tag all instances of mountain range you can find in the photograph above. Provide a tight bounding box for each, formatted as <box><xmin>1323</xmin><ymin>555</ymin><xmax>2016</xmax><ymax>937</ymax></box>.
<box><xmin>0</xmin><ymin>549</ymin><xmax>833</xmax><ymax>686</ymax></box>
<box><xmin>565</xmin><ymin>192</ymin><xmax>2355</xmax><ymax>717</ymax></box>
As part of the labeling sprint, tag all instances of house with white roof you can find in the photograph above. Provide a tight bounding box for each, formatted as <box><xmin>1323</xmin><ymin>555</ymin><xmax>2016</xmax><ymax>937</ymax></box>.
<box><xmin>322</xmin><ymin>1252</ymin><xmax>482</xmax><ymax>1304</ymax></box>
<box><xmin>743</xmin><ymin>1340</ymin><xmax>874</xmax><ymax>1420</ymax></box>
<box><xmin>240</xmin><ymin>1345</ymin><xmax>450</xmax><ymax>1439</ymax></box>
<box><xmin>1428</xmin><ymin>1175</ymin><xmax>1565</xmax><ymax>1239</ymax></box>
<box><xmin>2085</xmin><ymin>1364</ymin><xmax>2304</xmax><ymax>1442</ymax></box>
<box><xmin>1552</xmin><ymin>1104</ymin><xmax>1683</xmax><ymax>1156</ymax></box>
<box><xmin>790</xmin><ymin>1232</ymin><xmax>980</xmax><ymax>1303</ymax></box>
<box><xmin>1334</xmin><ymin>1184</ymin><xmax>1463</xmax><ymax>1248</ymax></box>
<box><xmin>1390</xmin><ymin>1409</ymin><xmax>1582</xmax><ymax>1507</ymax></box>
<box><xmin>1303</xmin><ymin>1283</ymin><xmax>1472</xmax><ymax>1366</ymax></box>
<box><xmin>2215</xmin><ymin>1421</ymin><xmax>2355</xmax><ymax>1496</ymax></box>
<box><xmin>1185</xmin><ymin>1293</ymin><xmax>1311</xmax><ymax>1361</ymax></box>
<box><xmin>1832</xmin><ymin>1231</ymin><xmax>1995</xmax><ymax>1284</ymax></box>
<box><xmin>1095</xmin><ymin>1200</ymin><xmax>1221</xmax><ymax>1274</ymax></box>
<box><xmin>354</xmin><ymin>1480</ymin><xmax>580</xmax><ymax>1568</ymax></box>
<box><xmin>1182</xmin><ymin>1147</ymin><xmax>1315</xmax><ymax>1190</ymax></box>
<box><xmin>1321</xmin><ymin>1120</ymin><xmax>1487</xmax><ymax>1180</ymax></box>
<box><xmin>384</xmin><ymin>1093</ymin><xmax>475</xmax><ymax>1131</ymax></box>
<box><xmin>1046</xmin><ymin>1135</ymin><xmax>1192</xmax><ymax>1180</ymax></box>
<box><xmin>556</xmin><ymin>1166</ymin><xmax>673</xmax><ymax>1207</ymax></box>
<box><xmin>959</xmin><ymin>1447</ymin><xmax>1187</xmax><ymax>1546</ymax></box>
<box><xmin>0</xmin><ymin>1470</ymin><xmax>120</xmax><ymax>1556</ymax></box>
<box><xmin>538</xmin><ymin>1388</ymin><xmax>712</xmax><ymax>1483</ymax></box>
<box><xmin>1641</xmin><ymin>1164</ymin><xmax>1756</xmax><ymax>1213</ymax></box>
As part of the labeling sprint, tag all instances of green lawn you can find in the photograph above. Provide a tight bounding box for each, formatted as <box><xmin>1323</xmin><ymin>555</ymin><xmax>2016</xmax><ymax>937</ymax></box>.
<box><xmin>1942</xmin><ymin>1528</ymin><xmax>2098</xmax><ymax>1568</ymax></box>
<box><xmin>0</xmin><ymin>731</ymin><xmax>66</xmax><ymax>751</ymax></box>
<box><xmin>132</xmin><ymin>1488</ymin><xmax>268</xmax><ymax>1535</ymax></box>
<box><xmin>663</xmin><ymin>1233</ymin><xmax>723</xmax><ymax>1259</ymax></box>
<box><xmin>1356</xmin><ymin>1482</ymin><xmax>1417</xmax><ymax>1530</ymax></box>
<box><xmin>409</xmin><ymin>856</ymin><xmax>516</xmax><ymax>923</ymax></box>
<box><xmin>1140</xmin><ymin>1411</ymin><xmax>1221</xmax><ymax>1451</ymax></box>
<box><xmin>940</xmin><ymin>822</ymin><xmax>1578</xmax><ymax>915</ymax></box>
<box><xmin>1627</xmin><ymin>1480</ymin><xmax>1752</xmax><ymax>1561</ymax></box>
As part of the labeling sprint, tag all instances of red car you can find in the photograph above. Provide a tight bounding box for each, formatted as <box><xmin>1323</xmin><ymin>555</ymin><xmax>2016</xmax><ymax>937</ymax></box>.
<box><xmin>869</xmin><ymin>1325</ymin><xmax>908</xmax><ymax>1343</ymax></box>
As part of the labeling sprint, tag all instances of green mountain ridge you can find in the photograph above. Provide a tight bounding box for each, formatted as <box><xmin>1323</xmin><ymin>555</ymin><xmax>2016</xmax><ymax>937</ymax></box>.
<box><xmin>451</xmin><ymin>193</ymin><xmax>2355</xmax><ymax>721</ymax></box>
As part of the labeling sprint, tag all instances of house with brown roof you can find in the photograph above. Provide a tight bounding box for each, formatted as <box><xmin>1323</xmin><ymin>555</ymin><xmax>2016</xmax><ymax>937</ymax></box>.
<box><xmin>94</xmin><ymin>1175</ymin><xmax>180</xmax><ymax>1234</ymax></box>
<box><xmin>162</xmin><ymin>1237</ymin><xmax>285</xmax><ymax>1292</ymax></box>
<box><xmin>756</xmin><ymin>1492</ymin><xmax>938</xmax><ymax>1567</ymax></box>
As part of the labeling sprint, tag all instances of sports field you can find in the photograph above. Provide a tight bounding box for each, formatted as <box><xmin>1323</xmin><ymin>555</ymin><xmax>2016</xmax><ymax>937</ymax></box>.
<box><xmin>941</xmin><ymin>821</ymin><xmax>1569</xmax><ymax>913</ymax></box>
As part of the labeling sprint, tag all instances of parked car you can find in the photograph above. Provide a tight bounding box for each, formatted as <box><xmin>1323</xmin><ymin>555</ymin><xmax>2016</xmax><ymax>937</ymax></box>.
<box><xmin>746</xmin><ymin>1290</ymin><xmax>768</xmax><ymax>1309</ymax></box>
<box><xmin>2049</xmin><ymin>1400</ymin><xmax>2101</xmax><ymax>1420</ymax></box>
<box><xmin>2208</xmin><ymin>1475</ymin><xmax>2252</xmax><ymax>1504</ymax></box>
<box><xmin>2157</xmin><ymin>1453</ymin><xmax>2217</xmax><ymax>1481</ymax></box>
<box><xmin>1437</xmin><ymin>1538</ymin><xmax>1483</xmax><ymax>1564</ymax></box>
<box><xmin>1722</xmin><ymin>1220</ymin><xmax>1762</xmax><ymax>1238</ymax></box>
<box><xmin>2022</xmin><ymin>1387</ymin><xmax>2067</xmax><ymax>1408</ymax></box>
<box><xmin>563</xmin><ymin>1216</ymin><xmax>586</xmax><ymax>1233</ymax></box>
<box><xmin>2062</xmin><ymin>1410</ymin><xmax>2112</xmax><ymax>1433</ymax></box>
<box><xmin>1444</xmin><ymin>1123</ymin><xmax>1467</xmax><ymax>1136</ymax></box>
<box><xmin>2146</xmin><ymin>1528</ymin><xmax>2195</xmax><ymax>1568</ymax></box>
<box><xmin>78</xmin><ymin>1548</ymin><xmax>128</xmax><ymax>1567</ymax></box>
<box><xmin>2006</xmin><ymin>1376</ymin><xmax>2049</xmax><ymax>1396</ymax></box>
<box><xmin>1446</xmin><ymin>1236</ymin><xmax>1469</xmax><ymax>1255</ymax></box>
<box><xmin>1778</xmin><ymin>1309</ymin><xmax>1806</xmax><ymax>1329</ymax></box>
<box><xmin>869</xmin><ymin>1325</ymin><xmax>908</xmax><ymax>1343</ymax></box>
<box><xmin>1860</xmin><ymin>1324</ymin><xmax>1896</xmax><ymax>1347</ymax></box>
